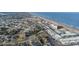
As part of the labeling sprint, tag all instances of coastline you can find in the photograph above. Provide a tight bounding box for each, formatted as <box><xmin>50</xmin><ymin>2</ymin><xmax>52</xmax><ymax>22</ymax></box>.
<box><xmin>33</xmin><ymin>15</ymin><xmax>79</xmax><ymax>33</ymax></box>
<box><xmin>31</xmin><ymin>12</ymin><xmax>79</xmax><ymax>30</ymax></box>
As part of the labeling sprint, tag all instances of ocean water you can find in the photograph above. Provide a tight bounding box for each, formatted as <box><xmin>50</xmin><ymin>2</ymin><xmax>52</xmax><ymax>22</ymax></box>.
<box><xmin>31</xmin><ymin>12</ymin><xmax>79</xmax><ymax>29</ymax></box>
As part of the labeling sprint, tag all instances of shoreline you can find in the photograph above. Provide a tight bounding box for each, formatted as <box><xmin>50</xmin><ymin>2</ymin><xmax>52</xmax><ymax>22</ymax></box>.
<box><xmin>33</xmin><ymin>16</ymin><xmax>79</xmax><ymax>33</ymax></box>
<box><xmin>31</xmin><ymin>13</ymin><xmax>79</xmax><ymax>29</ymax></box>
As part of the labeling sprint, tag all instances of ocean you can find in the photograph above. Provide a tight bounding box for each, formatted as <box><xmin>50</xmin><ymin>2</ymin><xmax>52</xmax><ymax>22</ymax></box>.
<box><xmin>31</xmin><ymin>12</ymin><xmax>79</xmax><ymax>29</ymax></box>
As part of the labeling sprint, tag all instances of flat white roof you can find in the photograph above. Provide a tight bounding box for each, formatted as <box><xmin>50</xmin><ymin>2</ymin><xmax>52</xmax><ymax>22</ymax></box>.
<box><xmin>60</xmin><ymin>36</ymin><xmax>79</xmax><ymax>40</ymax></box>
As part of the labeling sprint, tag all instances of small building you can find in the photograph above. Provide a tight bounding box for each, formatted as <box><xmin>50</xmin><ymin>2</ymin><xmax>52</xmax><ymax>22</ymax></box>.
<box><xmin>49</xmin><ymin>24</ymin><xmax>57</xmax><ymax>29</ymax></box>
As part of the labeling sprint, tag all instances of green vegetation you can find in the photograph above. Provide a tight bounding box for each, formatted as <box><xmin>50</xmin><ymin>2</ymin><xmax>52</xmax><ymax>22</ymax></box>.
<box><xmin>0</xmin><ymin>27</ymin><xmax>8</xmax><ymax>35</ymax></box>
